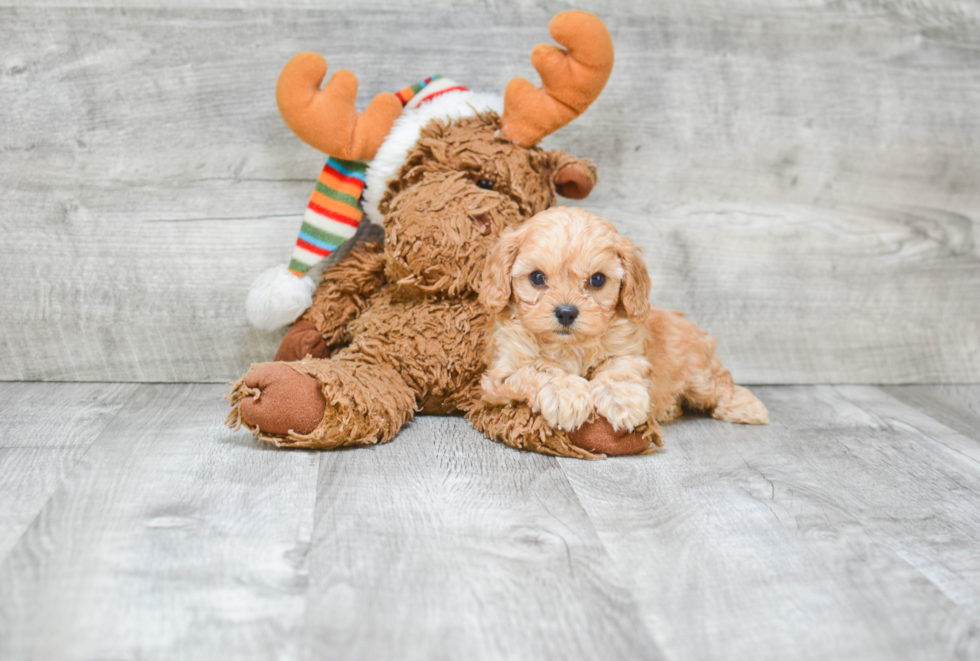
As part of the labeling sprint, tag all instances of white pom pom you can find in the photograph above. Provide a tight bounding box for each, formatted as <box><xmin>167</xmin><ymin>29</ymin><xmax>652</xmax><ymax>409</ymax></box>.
<box><xmin>245</xmin><ymin>264</ymin><xmax>316</xmax><ymax>331</ymax></box>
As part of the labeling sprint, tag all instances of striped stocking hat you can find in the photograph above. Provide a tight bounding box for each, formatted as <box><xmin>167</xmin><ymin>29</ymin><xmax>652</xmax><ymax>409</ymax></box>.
<box><xmin>286</xmin><ymin>156</ymin><xmax>367</xmax><ymax>278</ymax></box>
<box><xmin>247</xmin><ymin>75</ymin><xmax>502</xmax><ymax>331</ymax></box>
<box><xmin>285</xmin><ymin>76</ymin><xmax>466</xmax><ymax>279</ymax></box>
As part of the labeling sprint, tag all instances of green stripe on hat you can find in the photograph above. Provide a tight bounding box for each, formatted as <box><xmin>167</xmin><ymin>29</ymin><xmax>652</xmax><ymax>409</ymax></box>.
<box><xmin>314</xmin><ymin>181</ymin><xmax>361</xmax><ymax>208</ymax></box>
<box><xmin>300</xmin><ymin>221</ymin><xmax>351</xmax><ymax>247</ymax></box>
<box><xmin>288</xmin><ymin>257</ymin><xmax>312</xmax><ymax>275</ymax></box>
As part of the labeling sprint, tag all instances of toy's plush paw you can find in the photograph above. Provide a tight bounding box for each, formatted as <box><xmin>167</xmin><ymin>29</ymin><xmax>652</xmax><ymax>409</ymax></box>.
<box><xmin>713</xmin><ymin>385</ymin><xmax>770</xmax><ymax>425</ymax></box>
<box><xmin>568</xmin><ymin>416</ymin><xmax>654</xmax><ymax>456</ymax></box>
<box><xmin>535</xmin><ymin>374</ymin><xmax>592</xmax><ymax>431</ymax></box>
<box><xmin>239</xmin><ymin>363</ymin><xmax>325</xmax><ymax>436</ymax></box>
<box><xmin>274</xmin><ymin>320</ymin><xmax>331</xmax><ymax>362</ymax></box>
<box><xmin>590</xmin><ymin>377</ymin><xmax>650</xmax><ymax>432</ymax></box>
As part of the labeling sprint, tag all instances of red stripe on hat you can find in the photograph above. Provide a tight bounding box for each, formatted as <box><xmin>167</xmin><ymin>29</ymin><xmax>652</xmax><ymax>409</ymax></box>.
<box><xmin>307</xmin><ymin>201</ymin><xmax>362</xmax><ymax>228</ymax></box>
<box><xmin>417</xmin><ymin>86</ymin><xmax>469</xmax><ymax>105</ymax></box>
<box><xmin>296</xmin><ymin>238</ymin><xmax>330</xmax><ymax>257</ymax></box>
<box><xmin>321</xmin><ymin>162</ymin><xmax>366</xmax><ymax>188</ymax></box>
<box><xmin>396</xmin><ymin>89</ymin><xmax>414</xmax><ymax>106</ymax></box>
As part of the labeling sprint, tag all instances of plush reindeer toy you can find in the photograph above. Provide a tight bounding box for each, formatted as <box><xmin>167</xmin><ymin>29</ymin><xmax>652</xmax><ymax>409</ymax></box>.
<box><xmin>228</xmin><ymin>11</ymin><xmax>645</xmax><ymax>458</ymax></box>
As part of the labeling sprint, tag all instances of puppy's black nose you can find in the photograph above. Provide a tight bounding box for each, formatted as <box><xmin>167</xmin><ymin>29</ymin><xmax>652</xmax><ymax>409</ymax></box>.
<box><xmin>554</xmin><ymin>304</ymin><xmax>579</xmax><ymax>327</ymax></box>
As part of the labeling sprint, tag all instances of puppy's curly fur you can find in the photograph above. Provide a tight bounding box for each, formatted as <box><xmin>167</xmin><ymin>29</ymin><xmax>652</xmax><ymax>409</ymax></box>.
<box><xmin>479</xmin><ymin>207</ymin><xmax>769</xmax><ymax>444</ymax></box>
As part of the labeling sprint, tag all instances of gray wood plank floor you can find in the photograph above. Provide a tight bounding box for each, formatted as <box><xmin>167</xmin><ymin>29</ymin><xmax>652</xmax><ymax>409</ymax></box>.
<box><xmin>1</xmin><ymin>383</ymin><xmax>979</xmax><ymax>660</ymax></box>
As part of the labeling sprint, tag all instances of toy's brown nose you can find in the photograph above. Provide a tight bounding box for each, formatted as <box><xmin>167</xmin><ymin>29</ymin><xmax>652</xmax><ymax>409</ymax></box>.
<box><xmin>555</xmin><ymin>304</ymin><xmax>579</xmax><ymax>327</ymax></box>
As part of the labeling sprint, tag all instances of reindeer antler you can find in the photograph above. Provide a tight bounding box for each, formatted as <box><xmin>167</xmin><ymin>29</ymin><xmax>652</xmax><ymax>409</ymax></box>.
<box><xmin>500</xmin><ymin>11</ymin><xmax>614</xmax><ymax>148</ymax></box>
<box><xmin>276</xmin><ymin>53</ymin><xmax>403</xmax><ymax>160</ymax></box>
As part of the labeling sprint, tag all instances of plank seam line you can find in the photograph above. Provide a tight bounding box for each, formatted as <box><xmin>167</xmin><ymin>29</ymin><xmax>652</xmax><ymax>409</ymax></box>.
<box><xmin>827</xmin><ymin>386</ymin><xmax>980</xmax><ymax>613</ymax></box>
<box><xmin>880</xmin><ymin>386</ymin><xmax>980</xmax><ymax>444</ymax></box>
<box><xmin>839</xmin><ymin>386</ymin><xmax>980</xmax><ymax>467</ymax></box>
<box><xmin>0</xmin><ymin>383</ymin><xmax>143</xmax><ymax>567</ymax></box>
<box><xmin>741</xmin><ymin>390</ymin><xmax>980</xmax><ymax>621</ymax></box>
<box><xmin>296</xmin><ymin>449</ymin><xmax>324</xmax><ymax>649</ymax></box>
<box><xmin>554</xmin><ymin>457</ymin><xmax>667</xmax><ymax>654</ymax></box>
<box><xmin>840</xmin><ymin>390</ymin><xmax>980</xmax><ymax>617</ymax></box>
<box><xmin>144</xmin><ymin>214</ymin><xmax>300</xmax><ymax>223</ymax></box>
<box><xmin>0</xmin><ymin>380</ymin><xmax>232</xmax><ymax>385</ymax></box>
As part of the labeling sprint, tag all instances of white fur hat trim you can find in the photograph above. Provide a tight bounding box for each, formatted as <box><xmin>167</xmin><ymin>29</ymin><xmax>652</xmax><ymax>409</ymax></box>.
<box><xmin>245</xmin><ymin>264</ymin><xmax>317</xmax><ymax>332</ymax></box>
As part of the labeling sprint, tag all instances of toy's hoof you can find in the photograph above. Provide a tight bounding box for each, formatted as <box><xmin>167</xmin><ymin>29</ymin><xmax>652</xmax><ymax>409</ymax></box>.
<box><xmin>240</xmin><ymin>363</ymin><xmax>325</xmax><ymax>436</ymax></box>
<box><xmin>568</xmin><ymin>417</ymin><xmax>651</xmax><ymax>456</ymax></box>
<box><xmin>275</xmin><ymin>319</ymin><xmax>330</xmax><ymax>362</ymax></box>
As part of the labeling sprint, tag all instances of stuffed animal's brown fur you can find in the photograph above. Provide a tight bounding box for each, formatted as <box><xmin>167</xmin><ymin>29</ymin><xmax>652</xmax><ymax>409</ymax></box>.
<box><xmin>227</xmin><ymin>112</ymin><xmax>622</xmax><ymax>458</ymax></box>
<box><xmin>227</xmin><ymin>11</ymin><xmax>652</xmax><ymax>457</ymax></box>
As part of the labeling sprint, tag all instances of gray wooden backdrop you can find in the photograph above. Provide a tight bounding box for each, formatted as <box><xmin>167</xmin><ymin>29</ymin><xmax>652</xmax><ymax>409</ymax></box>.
<box><xmin>2</xmin><ymin>0</ymin><xmax>978</xmax><ymax>384</ymax></box>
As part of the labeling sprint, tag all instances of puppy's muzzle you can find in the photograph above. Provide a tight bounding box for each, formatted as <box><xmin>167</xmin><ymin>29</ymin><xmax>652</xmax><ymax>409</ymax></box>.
<box><xmin>554</xmin><ymin>304</ymin><xmax>579</xmax><ymax>327</ymax></box>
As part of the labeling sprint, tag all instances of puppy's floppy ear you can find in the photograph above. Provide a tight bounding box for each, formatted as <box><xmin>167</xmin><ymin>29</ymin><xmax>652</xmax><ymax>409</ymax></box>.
<box><xmin>615</xmin><ymin>234</ymin><xmax>652</xmax><ymax>323</ymax></box>
<box><xmin>479</xmin><ymin>224</ymin><xmax>526</xmax><ymax>313</ymax></box>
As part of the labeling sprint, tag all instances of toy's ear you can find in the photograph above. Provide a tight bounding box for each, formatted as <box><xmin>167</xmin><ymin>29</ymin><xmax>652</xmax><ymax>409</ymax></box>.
<box><xmin>615</xmin><ymin>233</ymin><xmax>652</xmax><ymax>323</ymax></box>
<box><xmin>479</xmin><ymin>225</ymin><xmax>527</xmax><ymax>313</ymax></box>
<box><xmin>548</xmin><ymin>151</ymin><xmax>598</xmax><ymax>200</ymax></box>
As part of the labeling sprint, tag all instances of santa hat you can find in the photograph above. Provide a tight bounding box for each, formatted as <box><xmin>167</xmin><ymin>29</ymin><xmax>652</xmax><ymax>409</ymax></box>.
<box><xmin>246</xmin><ymin>75</ymin><xmax>502</xmax><ymax>331</ymax></box>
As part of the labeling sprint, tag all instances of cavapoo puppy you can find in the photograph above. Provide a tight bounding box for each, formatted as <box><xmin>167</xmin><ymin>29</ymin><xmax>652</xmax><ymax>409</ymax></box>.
<box><xmin>479</xmin><ymin>206</ymin><xmax>769</xmax><ymax>447</ymax></box>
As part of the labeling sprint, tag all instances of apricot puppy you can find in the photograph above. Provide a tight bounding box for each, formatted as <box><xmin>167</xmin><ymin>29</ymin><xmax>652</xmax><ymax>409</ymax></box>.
<box><xmin>479</xmin><ymin>207</ymin><xmax>769</xmax><ymax>443</ymax></box>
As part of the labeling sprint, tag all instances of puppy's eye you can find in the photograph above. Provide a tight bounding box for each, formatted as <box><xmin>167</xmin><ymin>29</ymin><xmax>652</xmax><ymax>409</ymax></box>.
<box><xmin>529</xmin><ymin>271</ymin><xmax>547</xmax><ymax>287</ymax></box>
<box><xmin>589</xmin><ymin>273</ymin><xmax>606</xmax><ymax>288</ymax></box>
<box><xmin>476</xmin><ymin>179</ymin><xmax>495</xmax><ymax>190</ymax></box>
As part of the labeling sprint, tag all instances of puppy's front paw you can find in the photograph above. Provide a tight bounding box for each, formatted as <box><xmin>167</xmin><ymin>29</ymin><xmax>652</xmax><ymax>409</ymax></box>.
<box><xmin>591</xmin><ymin>378</ymin><xmax>650</xmax><ymax>432</ymax></box>
<box><xmin>536</xmin><ymin>375</ymin><xmax>593</xmax><ymax>431</ymax></box>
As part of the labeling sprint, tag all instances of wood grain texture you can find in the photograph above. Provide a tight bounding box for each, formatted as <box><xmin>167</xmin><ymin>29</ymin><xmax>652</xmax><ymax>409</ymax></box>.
<box><xmin>0</xmin><ymin>383</ymin><xmax>664</xmax><ymax>661</ymax></box>
<box><xmin>2</xmin><ymin>383</ymin><xmax>980</xmax><ymax>658</ymax></box>
<box><xmin>882</xmin><ymin>385</ymin><xmax>980</xmax><ymax>443</ymax></box>
<box><xmin>303</xmin><ymin>416</ymin><xmax>662</xmax><ymax>661</ymax></box>
<box><xmin>1</xmin><ymin>2</ymin><xmax>978</xmax><ymax>382</ymax></box>
<box><xmin>0</xmin><ymin>383</ymin><xmax>322</xmax><ymax>661</ymax></box>
<box><xmin>559</xmin><ymin>385</ymin><xmax>980</xmax><ymax>661</ymax></box>
<box><xmin>615</xmin><ymin>205</ymin><xmax>980</xmax><ymax>383</ymax></box>
<box><xmin>0</xmin><ymin>381</ymin><xmax>137</xmax><ymax>560</ymax></box>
